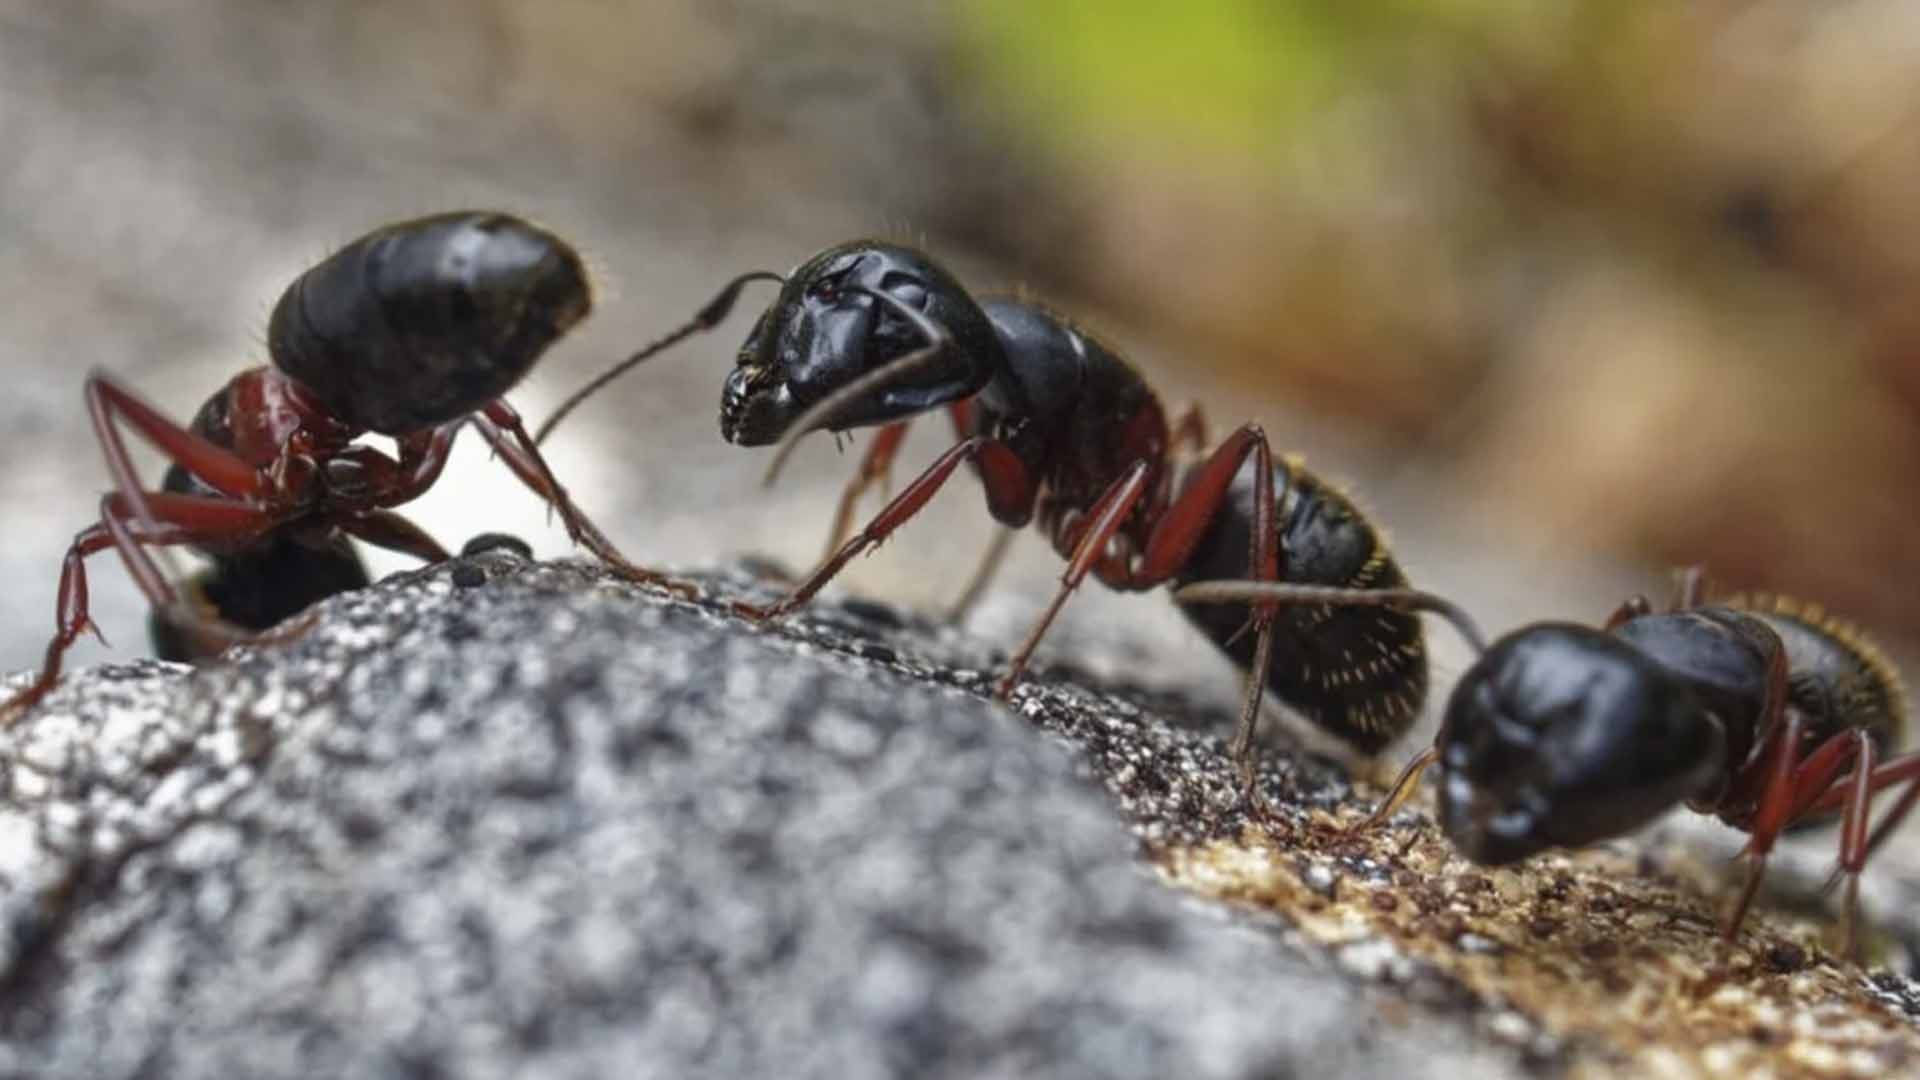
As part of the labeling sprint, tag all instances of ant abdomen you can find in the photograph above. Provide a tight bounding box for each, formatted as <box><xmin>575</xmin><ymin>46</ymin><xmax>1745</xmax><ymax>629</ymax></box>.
<box><xmin>269</xmin><ymin>211</ymin><xmax>592</xmax><ymax>435</ymax></box>
<box><xmin>147</xmin><ymin>534</ymin><xmax>370</xmax><ymax>663</ymax></box>
<box><xmin>1720</xmin><ymin>594</ymin><xmax>1906</xmax><ymax>764</ymax></box>
<box><xmin>1174</xmin><ymin>465</ymin><xmax>1427</xmax><ymax>753</ymax></box>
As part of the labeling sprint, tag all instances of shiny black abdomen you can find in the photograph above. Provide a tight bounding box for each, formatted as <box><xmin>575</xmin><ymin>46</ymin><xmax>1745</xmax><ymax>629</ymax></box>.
<box><xmin>1174</xmin><ymin>465</ymin><xmax>1427</xmax><ymax>752</ymax></box>
<box><xmin>148</xmin><ymin>533</ymin><xmax>370</xmax><ymax>662</ymax></box>
<box><xmin>1730</xmin><ymin>600</ymin><xmax>1904</xmax><ymax>757</ymax></box>
<box><xmin>268</xmin><ymin>212</ymin><xmax>590</xmax><ymax>435</ymax></box>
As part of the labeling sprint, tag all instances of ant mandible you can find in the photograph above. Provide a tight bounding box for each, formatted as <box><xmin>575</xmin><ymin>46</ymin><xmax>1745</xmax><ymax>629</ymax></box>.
<box><xmin>1</xmin><ymin>210</ymin><xmax>690</xmax><ymax>723</ymax></box>
<box><xmin>1177</xmin><ymin>568</ymin><xmax>1915</xmax><ymax>957</ymax></box>
<box><xmin>535</xmin><ymin>240</ymin><xmax>1430</xmax><ymax>796</ymax></box>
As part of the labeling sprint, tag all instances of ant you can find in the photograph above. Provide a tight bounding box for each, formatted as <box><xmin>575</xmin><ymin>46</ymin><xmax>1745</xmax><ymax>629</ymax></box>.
<box><xmin>1177</xmin><ymin>567</ymin><xmax>1915</xmax><ymax>957</ymax></box>
<box><xmin>534</xmin><ymin>240</ymin><xmax>1430</xmax><ymax>795</ymax></box>
<box><xmin>145</xmin><ymin>534</ymin><xmax>370</xmax><ymax>664</ymax></box>
<box><xmin>1</xmin><ymin>210</ymin><xmax>689</xmax><ymax>723</ymax></box>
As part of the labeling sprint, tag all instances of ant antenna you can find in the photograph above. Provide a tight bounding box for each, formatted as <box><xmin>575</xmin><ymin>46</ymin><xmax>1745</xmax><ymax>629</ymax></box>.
<box><xmin>760</xmin><ymin>283</ymin><xmax>954</xmax><ymax>488</ymax></box>
<box><xmin>534</xmin><ymin>270</ymin><xmax>783</xmax><ymax>445</ymax></box>
<box><xmin>1173</xmin><ymin>581</ymin><xmax>1490</xmax><ymax>656</ymax></box>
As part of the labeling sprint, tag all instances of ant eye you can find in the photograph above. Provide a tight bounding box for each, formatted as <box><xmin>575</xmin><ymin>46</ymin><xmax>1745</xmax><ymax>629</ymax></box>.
<box><xmin>809</xmin><ymin>274</ymin><xmax>844</xmax><ymax>302</ymax></box>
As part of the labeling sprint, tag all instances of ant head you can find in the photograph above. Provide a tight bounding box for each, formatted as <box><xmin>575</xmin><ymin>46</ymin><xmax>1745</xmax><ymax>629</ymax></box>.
<box><xmin>1436</xmin><ymin>623</ymin><xmax>1726</xmax><ymax>865</ymax></box>
<box><xmin>271</xmin><ymin>212</ymin><xmax>590</xmax><ymax>434</ymax></box>
<box><xmin>720</xmin><ymin>241</ymin><xmax>1000</xmax><ymax>446</ymax></box>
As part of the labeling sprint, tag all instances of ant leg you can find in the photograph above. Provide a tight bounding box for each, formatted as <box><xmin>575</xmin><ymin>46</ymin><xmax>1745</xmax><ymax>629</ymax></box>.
<box><xmin>945</xmin><ymin>526</ymin><xmax>1017</xmax><ymax>625</ymax></box>
<box><xmin>1854</xmin><ymin>754</ymin><xmax>1920</xmax><ymax>866</ymax></box>
<box><xmin>85</xmin><ymin>370</ymin><xmax>278</xmax><ymax>589</ymax></box>
<box><xmin>105</xmin><ymin>492</ymin><xmax>299</xmax><ymax>659</ymax></box>
<box><xmin>813</xmin><ymin>405</ymin><xmax>1014</xmax><ymax>618</ymax></box>
<box><xmin>474</xmin><ymin>401</ymin><xmax>699</xmax><ymax>599</ymax></box>
<box><xmin>995</xmin><ymin>461</ymin><xmax>1155</xmax><ymax>699</ymax></box>
<box><xmin>1725</xmin><ymin>718</ymin><xmax>1804</xmax><ymax>939</ymax></box>
<box><xmin>387</xmin><ymin>426</ymin><xmax>459</xmax><ymax>500</ymax></box>
<box><xmin>1753</xmin><ymin>727</ymin><xmax>1877</xmax><ymax>957</ymax></box>
<box><xmin>85</xmin><ymin>371</ymin><xmax>268</xmax><ymax>527</ymax></box>
<box><xmin>4</xmin><ymin>522</ymin><xmax>147</xmax><ymax>723</ymax></box>
<box><xmin>340</xmin><ymin>511</ymin><xmax>453</xmax><ymax>563</ymax></box>
<box><xmin>1803</xmin><ymin>748</ymin><xmax>1920</xmax><ymax>952</ymax></box>
<box><xmin>1719</xmin><ymin>623</ymin><xmax>1798</xmax><ymax>938</ymax></box>
<box><xmin>1125</xmin><ymin>423</ymin><xmax>1279</xmax><ymax>802</ymax></box>
<box><xmin>742</xmin><ymin>436</ymin><xmax>1038</xmax><ymax>622</ymax></box>
<box><xmin>939</xmin><ymin>401</ymin><xmax>1019</xmax><ymax>625</ymax></box>
<box><xmin>3</xmin><ymin>492</ymin><xmax>285</xmax><ymax>723</ymax></box>
<box><xmin>1802</xmin><ymin>750</ymin><xmax>1920</xmax><ymax>839</ymax></box>
<box><xmin>1829</xmin><ymin>732</ymin><xmax>1878</xmax><ymax>959</ymax></box>
<box><xmin>1168</xmin><ymin>402</ymin><xmax>1210</xmax><ymax>461</ymax></box>
<box><xmin>823</xmin><ymin>421</ymin><xmax>911</xmax><ymax>561</ymax></box>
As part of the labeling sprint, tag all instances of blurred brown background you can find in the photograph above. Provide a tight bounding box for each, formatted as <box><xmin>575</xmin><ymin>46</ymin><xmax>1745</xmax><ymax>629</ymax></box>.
<box><xmin>3</xmin><ymin>1</ymin><xmax>1918</xmax><ymax>730</ymax></box>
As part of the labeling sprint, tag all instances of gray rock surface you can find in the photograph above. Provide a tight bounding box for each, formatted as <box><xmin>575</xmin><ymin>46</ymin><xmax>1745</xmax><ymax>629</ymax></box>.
<box><xmin>0</xmin><ymin>554</ymin><xmax>1521</xmax><ymax>1080</ymax></box>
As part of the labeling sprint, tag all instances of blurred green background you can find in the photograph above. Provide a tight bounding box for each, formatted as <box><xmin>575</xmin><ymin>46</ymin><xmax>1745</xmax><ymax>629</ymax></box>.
<box><xmin>961</xmin><ymin>0</ymin><xmax>1920</xmax><ymax>639</ymax></box>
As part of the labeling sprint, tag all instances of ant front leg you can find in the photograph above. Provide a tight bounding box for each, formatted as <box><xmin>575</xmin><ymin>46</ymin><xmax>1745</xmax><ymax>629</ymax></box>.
<box><xmin>1731</xmin><ymin>722</ymin><xmax>1884</xmax><ymax>959</ymax></box>
<box><xmin>1718</xmin><ymin>627</ymin><xmax>1798</xmax><ymax>939</ymax></box>
<box><xmin>1800</xmin><ymin>744</ymin><xmax>1920</xmax><ymax>960</ymax></box>
<box><xmin>1126</xmin><ymin>423</ymin><xmax>1279</xmax><ymax>803</ymax></box>
<box><xmin>995</xmin><ymin>459</ymin><xmax>1157</xmax><ymax>698</ymax></box>
<box><xmin>823</xmin><ymin>420</ymin><xmax>911</xmax><ymax>562</ymax></box>
<box><xmin>474</xmin><ymin>400</ymin><xmax>700</xmax><ymax>599</ymax></box>
<box><xmin>1702</xmin><ymin>719</ymin><xmax>1882</xmax><ymax>957</ymax></box>
<box><xmin>946</xmin><ymin>526</ymin><xmax>1017</xmax><ymax>626</ymax></box>
<box><xmin>825</xmin><ymin>403</ymin><xmax>988</xmax><ymax>561</ymax></box>
<box><xmin>83</xmin><ymin>369</ymin><xmax>282</xmax><ymax>589</ymax></box>
<box><xmin>3</xmin><ymin>492</ymin><xmax>287</xmax><ymax>723</ymax></box>
<box><xmin>938</xmin><ymin>401</ymin><xmax>1021</xmax><ymax>625</ymax></box>
<box><xmin>738</xmin><ymin>435</ymin><xmax>1038</xmax><ymax>623</ymax></box>
<box><xmin>85</xmin><ymin>370</ymin><xmax>270</xmax><ymax>526</ymax></box>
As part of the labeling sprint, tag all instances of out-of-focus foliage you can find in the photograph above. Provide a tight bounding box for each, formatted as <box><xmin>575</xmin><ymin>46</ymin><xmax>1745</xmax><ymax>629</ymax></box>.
<box><xmin>960</xmin><ymin>0</ymin><xmax>1564</xmax><ymax>166</ymax></box>
<box><xmin>953</xmin><ymin>1</ymin><xmax>1920</xmax><ymax>639</ymax></box>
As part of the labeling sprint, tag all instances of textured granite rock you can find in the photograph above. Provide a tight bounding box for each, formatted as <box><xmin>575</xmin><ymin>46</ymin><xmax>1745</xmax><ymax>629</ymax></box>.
<box><xmin>0</xmin><ymin>554</ymin><xmax>1916</xmax><ymax>1079</ymax></box>
<box><xmin>0</xmin><ymin>554</ymin><xmax>1509</xmax><ymax>1079</ymax></box>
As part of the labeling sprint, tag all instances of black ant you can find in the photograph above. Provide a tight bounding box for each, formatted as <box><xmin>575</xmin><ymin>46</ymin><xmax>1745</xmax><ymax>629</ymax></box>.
<box><xmin>1177</xmin><ymin>568</ymin><xmax>1915</xmax><ymax>957</ymax></box>
<box><xmin>534</xmin><ymin>240</ymin><xmax>1430</xmax><ymax>795</ymax></box>
<box><xmin>1</xmin><ymin>210</ymin><xmax>689</xmax><ymax>722</ymax></box>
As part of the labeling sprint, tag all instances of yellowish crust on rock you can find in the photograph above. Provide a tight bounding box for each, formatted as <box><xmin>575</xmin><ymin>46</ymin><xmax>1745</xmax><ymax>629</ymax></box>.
<box><xmin>1159</xmin><ymin>804</ymin><xmax>1920</xmax><ymax>1080</ymax></box>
